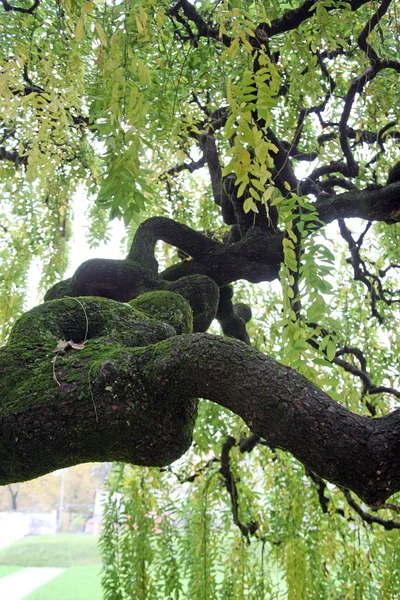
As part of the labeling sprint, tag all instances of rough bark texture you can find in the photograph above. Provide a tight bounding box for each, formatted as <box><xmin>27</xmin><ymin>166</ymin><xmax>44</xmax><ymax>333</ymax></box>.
<box><xmin>141</xmin><ymin>334</ymin><xmax>400</xmax><ymax>506</ymax></box>
<box><xmin>45</xmin><ymin>261</ymin><xmax>220</xmax><ymax>334</ymax></box>
<box><xmin>9</xmin><ymin>199</ymin><xmax>400</xmax><ymax>506</ymax></box>
<box><xmin>2</xmin><ymin>0</ymin><xmax>400</xmax><ymax>524</ymax></box>
<box><xmin>0</xmin><ymin>295</ymin><xmax>198</xmax><ymax>482</ymax></box>
<box><xmin>315</xmin><ymin>181</ymin><xmax>400</xmax><ymax>224</ymax></box>
<box><xmin>1</xmin><ymin>295</ymin><xmax>400</xmax><ymax>505</ymax></box>
<box><xmin>160</xmin><ymin>226</ymin><xmax>283</xmax><ymax>285</ymax></box>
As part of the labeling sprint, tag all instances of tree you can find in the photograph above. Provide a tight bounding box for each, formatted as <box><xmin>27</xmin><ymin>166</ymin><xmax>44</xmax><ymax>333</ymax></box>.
<box><xmin>0</xmin><ymin>463</ymin><xmax>106</xmax><ymax>515</ymax></box>
<box><xmin>6</xmin><ymin>484</ymin><xmax>19</xmax><ymax>511</ymax></box>
<box><xmin>1</xmin><ymin>0</ymin><xmax>400</xmax><ymax>596</ymax></box>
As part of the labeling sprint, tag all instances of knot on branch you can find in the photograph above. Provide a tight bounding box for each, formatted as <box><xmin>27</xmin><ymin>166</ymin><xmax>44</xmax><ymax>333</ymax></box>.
<box><xmin>44</xmin><ymin>216</ymin><xmax>282</xmax><ymax>343</ymax></box>
<box><xmin>45</xmin><ymin>258</ymin><xmax>220</xmax><ymax>334</ymax></box>
<box><xmin>0</xmin><ymin>294</ymin><xmax>200</xmax><ymax>484</ymax></box>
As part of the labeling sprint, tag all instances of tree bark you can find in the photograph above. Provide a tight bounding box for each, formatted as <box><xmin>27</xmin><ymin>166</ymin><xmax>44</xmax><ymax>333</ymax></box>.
<box><xmin>1</xmin><ymin>296</ymin><xmax>400</xmax><ymax>506</ymax></box>
<box><xmin>315</xmin><ymin>181</ymin><xmax>400</xmax><ymax>224</ymax></box>
<box><xmin>139</xmin><ymin>334</ymin><xmax>400</xmax><ymax>506</ymax></box>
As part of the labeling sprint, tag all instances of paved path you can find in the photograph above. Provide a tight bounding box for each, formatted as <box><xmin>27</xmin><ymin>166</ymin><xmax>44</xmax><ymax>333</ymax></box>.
<box><xmin>0</xmin><ymin>567</ymin><xmax>65</xmax><ymax>599</ymax></box>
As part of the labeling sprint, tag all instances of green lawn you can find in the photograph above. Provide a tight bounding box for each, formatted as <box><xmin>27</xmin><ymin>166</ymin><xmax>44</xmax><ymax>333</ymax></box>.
<box><xmin>0</xmin><ymin>534</ymin><xmax>101</xmax><ymax>567</ymax></box>
<box><xmin>0</xmin><ymin>565</ymin><xmax>22</xmax><ymax>578</ymax></box>
<box><xmin>24</xmin><ymin>566</ymin><xmax>103</xmax><ymax>600</ymax></box>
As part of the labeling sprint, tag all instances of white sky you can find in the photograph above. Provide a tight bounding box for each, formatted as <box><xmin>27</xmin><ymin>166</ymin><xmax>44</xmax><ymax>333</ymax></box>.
<box><xmin>26</xmin><ymin>189</ymin><xmax>126</xmax><ymax>309</ymax></box>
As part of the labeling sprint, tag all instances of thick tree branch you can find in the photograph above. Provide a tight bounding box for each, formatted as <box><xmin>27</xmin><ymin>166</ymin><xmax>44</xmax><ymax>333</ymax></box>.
<box><xmin>2</xmin><ymin>297</ymin><xmax>400</xmax><ymax>505</ymax></box>
<box><xmin>142</xmin><ymin>334</ymin><xmax>400</xmax><ymax>506</ymax></box>
<box><xmin>128</xmin><ymin>216</ymin><xmax>282</xmax><ymax>288</ymax></box>
<box><xmin>216</xmin><ymin>286</ymin><xmax>251</xmax><ymax>345</ymax></box>
<box><xmin>169</xmin><ymin>0</ymin><xmax>231</xmax><ymax>46</ymax></box>
<box><xmin>128</xmin><ymin>216</ymin><xmax>218</xmax><ymax>272</ymax></box>
<box><xmin>160</xmin><ymin>226</ymin><xmax>283</xmax><ymax>286</ymax></box>
<box><xmin>199</xmin><ymin>133</ymin><xmax>223</xmax><ymax>208</ymax></box>
<box><xmin>315</xmin><ymin>181</ymin><xmax>400</xmax><ymax>224</ymax></box>
<box><xmin>300</xmin><ymin>162</ymin><xmax>355</xmax><ymax>196</ymax></box>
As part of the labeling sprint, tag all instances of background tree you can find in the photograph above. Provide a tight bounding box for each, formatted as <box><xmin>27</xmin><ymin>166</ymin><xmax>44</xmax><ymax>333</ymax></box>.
<box><xmin>0</xmin><ymin>464</ymin><xmax>107</xmax><ymax>520</ymax></box>
<box><xmin>1</xmin><ymin>0</ymin><xmax>400</xmax><ymax>597</ymax></box>
<box><xmin>6</xmin><ymin>484</ymin><xmax>19</xmax><ymax>511</ymax></box>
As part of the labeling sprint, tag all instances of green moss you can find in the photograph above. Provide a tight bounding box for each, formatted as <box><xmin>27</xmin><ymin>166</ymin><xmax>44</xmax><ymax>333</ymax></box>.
<box><xmin>166</xmin><ymin>275</ymin><xmax>219</xmax><ymax>332</ymax></box>
<box><xmin>129</xmin><ymin>290</ymin><xmax>193</xmax><ymax>334</ymax></box>
<box><xmin>1</xmin><ymin>296</ymin><xmax>181</xmax><ymax>415</ymax></box>
<box><xmin>9</xmin><ymin>297</ymin><xmax>176</xmax><ymax>348</ymax></box>
<box><xmin>44</xmin><ymin>267</ymin><xmax>218</xmax><ymax>333</ymax></box>
<box><xmin>44</xmin><ymin>277</ymin><xmax>73</xmax><ymax>301</ymax></box>
<box><xmin>0</xmin><ymin>293</ymin><xmax>194</xmax><ymax>416</ymax></box>
<box><xmin>0</xmin><ymin>293</ymin><xmax>201</xmax><ymax>482</ymax></box>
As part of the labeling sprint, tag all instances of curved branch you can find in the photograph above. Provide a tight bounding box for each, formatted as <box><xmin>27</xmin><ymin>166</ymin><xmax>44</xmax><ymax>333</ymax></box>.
<box><xmin>160</xmin><ymin>227</ymin><xmax>283</xmax><ymax>286</ymax></box>
<box><xmin>262</xmin><ymin>0</ymin><xmax>370</xmax><ymax>37</ymax></box>
<box><xmin>164</xmin><ymin>156</ymin><xmax>207</xmax><ymax>178</ymax></box>
<box><xmin>0</xmin><ymin>0</ymin><xmax>40</xmax><ymax>13</ymax></box>
<box><xmin>2</xmin><ymin>297</ymin><xmax>400</xmax><ymax>506</ymax></box>
<box><xmin>0</xmin><ymin>147</ymin><xmax>28</xmax><ymax>167</ymax></box>
<box><xmin>319</xmin><ymin>177</ymin><xmax>358</xmax><ymax>193</ymax></box>
<box><xmin>129</xmin><ymin>187</ymin><xmax>400</xmax><ymax>290</ymax></box>
<box><xmin>169</xmin><ymin>0</ymin><xmax>231</xmax><ymax>46</ymax></box>
<box><xmin>340</xmin><ymin>487</ymin><xmax>400</xmax><ymax>529</ymax></box>
<box><xmin>339</xmin><ymin>61</ymin><xmax>400</xmax><ymax>173</ymax></box>
<box><xmin>142</xmin><ymin>334</ymin><xmax>400</xmax><ymax>505</ymax></box>
<box><xmin>216</xmin><ymin>286</ymin><xmax>251</xmax><ymax>344</ymax></box>
<box><xmin>128</xmin><ymin>216</ymin><xmax>218</xmax><ymax>271</ymax></box>
<box><xmin>220</xmin><ymin>436</ymin><xmax>258</xmax><ymax>540</ymax></box>
<box><xmin>300</xmin><ymin>162</ymin><xmax>355</xmax><ymax>195</ymax></box>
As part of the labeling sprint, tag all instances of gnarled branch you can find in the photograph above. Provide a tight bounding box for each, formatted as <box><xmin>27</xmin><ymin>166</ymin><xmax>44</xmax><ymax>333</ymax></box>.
<box><xmin>2</xmin><ymin>297</ymin><xmax>400</xmax><ymax>506</ymax></box>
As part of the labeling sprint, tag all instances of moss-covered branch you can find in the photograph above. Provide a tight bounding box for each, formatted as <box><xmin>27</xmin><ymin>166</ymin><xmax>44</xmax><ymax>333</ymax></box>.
<box><xmin>1</xmin><ymin>295</ymin><xmax>400</xmax><ymax>505</ymax></box>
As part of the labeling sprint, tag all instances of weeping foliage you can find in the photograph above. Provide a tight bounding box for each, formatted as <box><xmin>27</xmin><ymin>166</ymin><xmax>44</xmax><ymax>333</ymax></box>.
<box><xmin>100</xmin><ymin>433</ymin><xmax>400</xmax><ymax>599</ymax></box>
<box><xmin>2</xmin><ymin>0</ymin><xmax>400</xmax><ymax>598</ymax></box>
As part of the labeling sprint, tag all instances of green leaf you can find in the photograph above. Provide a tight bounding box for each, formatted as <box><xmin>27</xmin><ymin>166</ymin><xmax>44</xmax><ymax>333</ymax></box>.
<box><xmin>243</xmin><ymin>197</ymin><xmax>258</xmax><ymax>213</ymax></box>
<box><xmin>75</xmin><ymin>17</ymin><xmax>84</xmax><ymax>41</ymax></box>
<box><xmin>95</xmin><ymin>23</ymin><xmax>108</xmax><ymax>47</ymax></box>
<box><xmin>326</xmin><ymin>340</ymin><xmax>336</xmax><ymax>362</ymax></box>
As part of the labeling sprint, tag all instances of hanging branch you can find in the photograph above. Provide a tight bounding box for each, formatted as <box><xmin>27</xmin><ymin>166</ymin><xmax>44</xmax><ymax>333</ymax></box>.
<box><xmin>339</xmin><ymin>0</ymin><xmax>400</xmax><ymax>175</ymax></box>
<box><xmin>307</xmin><ymin>470</ymin><xmax>348</xmax><ymax>519</ymax></box>
<box><xmin>219</xmin><ymin>436</ymin><xmax>258</xmax><ymax>541</ymax></box>
<box><xmin>340</xmin><ymin>487</ymin><xmax>400</xmax><ymax>530</ymax></box>
<box><xmin>357</xmin><ymin>0</ymin><xmax>393</xmax><ymax>65</ymax></box>
<box><xmin>338</xmin><ymin>218</ymin><xmax>400</xmax><ymax>322</ymax></box>
<box><xmin>169</xmin><ymin>0</ymin><xmax>231</xmax><ymax>46</ymax></box>
<box><xmin>334</xmin><ymin>346</ymin><xmax>400</xmax><ymax>416</ymax></box>
<box><xmin>305</xmin><ymin>330</ymin><xmax>400</xmax><ymax>416</ymax></box>
<box><xmin>308</xmin><ymin>471</ymin><xmax>400</xmax><ymax>530</ymax></box>
<box><xmin>262</xmin><ymin>0</ymin><xmax>371</xmax><ymax>37</ymax></box>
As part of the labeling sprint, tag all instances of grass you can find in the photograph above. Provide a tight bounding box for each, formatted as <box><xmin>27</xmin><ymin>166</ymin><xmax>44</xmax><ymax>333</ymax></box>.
<box><xmin>0</xmin><ymin>534</ymin><xmax>101</xmax><ymax>567</ymax></box>
<box><xmin>24</xmin><ymin>566</ymin><xmax>103</xmax><ymax>600</ymax></box>
<box><xmin>0</xmin><ymin>565</ymin><xmax>22</xmax><ymax>578</ymax></box>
